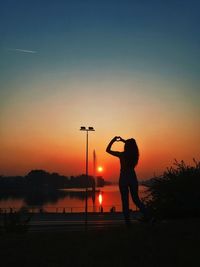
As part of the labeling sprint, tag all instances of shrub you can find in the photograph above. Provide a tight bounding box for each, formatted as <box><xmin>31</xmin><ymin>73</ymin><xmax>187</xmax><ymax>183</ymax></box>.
<box><xmin>144</xmin><ymin>159</ymin><xmax>200</xmax><ymax>219</ymax></box>
<box><xmin>3</xmin><ymin>210</ymin><xmax>32</xmax><ymax>233</ymax></box>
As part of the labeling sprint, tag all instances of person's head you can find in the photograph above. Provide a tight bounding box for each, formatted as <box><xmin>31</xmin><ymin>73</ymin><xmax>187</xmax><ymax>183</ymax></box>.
<box><xmin>124</xmin><ymin>138</ymin><xmax>139</xmax><ymax>167</ymax></box>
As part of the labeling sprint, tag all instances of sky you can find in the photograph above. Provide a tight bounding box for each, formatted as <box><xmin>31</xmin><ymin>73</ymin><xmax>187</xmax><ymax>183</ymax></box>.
<box><xmin>0</xmin><ymin>0</ymin><xmax>200</xmax><ymax>181</ymax></box>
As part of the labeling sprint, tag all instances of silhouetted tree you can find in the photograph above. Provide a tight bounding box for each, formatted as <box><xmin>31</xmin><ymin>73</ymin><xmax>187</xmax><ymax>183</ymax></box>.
<box><xmin>144</xmin><ymin>159</ymin><xmax>200</xmax><ymax>219</ymax></box>
<box><xmin>96</xmin><ymin>176</ymin><xmax>105</xmax><ymax>187</ymax></box>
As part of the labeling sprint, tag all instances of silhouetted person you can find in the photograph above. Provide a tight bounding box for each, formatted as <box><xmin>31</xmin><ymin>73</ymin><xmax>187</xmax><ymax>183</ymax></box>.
<box><xmin>106</xmin><ymin>136</ymin><xmax>148</xmax><ymax>226</ymax></box>
<box><xmin>110</xmin><ymin>206</ymin><xmax>116</xmax><ymax>213</ymax></box>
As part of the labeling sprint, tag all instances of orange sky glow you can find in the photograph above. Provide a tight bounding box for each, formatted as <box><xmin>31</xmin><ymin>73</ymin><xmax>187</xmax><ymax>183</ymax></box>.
<box><xmin>0</xmin><ymin>75</ymin><xmax>199</xmax><ymax>182</ymax></box>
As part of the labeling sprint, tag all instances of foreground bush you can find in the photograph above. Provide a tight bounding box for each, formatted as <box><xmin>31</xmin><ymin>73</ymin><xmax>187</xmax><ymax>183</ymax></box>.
<box><xmin>144</xmin><ymin>159</ymin><xmax>200</xmax><ymax>219</ymax></box>
<box><xmin>3</xmin><ymin>210</ymin><xmax>32</xmax><ymax>233</ymax></box>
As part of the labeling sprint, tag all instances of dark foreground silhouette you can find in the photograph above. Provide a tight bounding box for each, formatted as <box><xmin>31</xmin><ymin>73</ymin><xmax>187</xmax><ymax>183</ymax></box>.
<box><xmin>0</xmin><ymin>218</ymin><xmax>199</xmax><ymax>267</ymax></box>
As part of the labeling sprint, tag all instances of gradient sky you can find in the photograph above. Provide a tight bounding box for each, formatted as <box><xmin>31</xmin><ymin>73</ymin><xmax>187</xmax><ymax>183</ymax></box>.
<box><xmin>0</xmin><ymin>0</ymin><xmax>200</xmax><ymax>181</ymax></box>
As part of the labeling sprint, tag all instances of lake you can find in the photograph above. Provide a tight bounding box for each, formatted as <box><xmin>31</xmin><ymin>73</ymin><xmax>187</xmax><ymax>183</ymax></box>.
<box><xmin>0</xmin><ymin>184</ymin><xmax>148</xmax><ymax>213</ymax></box>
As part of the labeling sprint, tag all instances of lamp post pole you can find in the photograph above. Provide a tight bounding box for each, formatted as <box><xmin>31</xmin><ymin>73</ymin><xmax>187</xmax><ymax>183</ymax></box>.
<box><xmin>85</xmin><ymin>130</ymin><xmax>88</xmax><ymax>218</ymax></box>
<box><xmin>80</xmin><ymin>126</ymin><xmax>95</xmax><ymax>229</ymax></box>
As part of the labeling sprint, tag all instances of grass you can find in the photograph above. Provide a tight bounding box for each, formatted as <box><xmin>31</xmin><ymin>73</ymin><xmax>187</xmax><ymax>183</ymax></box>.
<box><xmin>0</xmin><ymin>218</ymin><xmax>200</xmax><ymax>267</ymax></box>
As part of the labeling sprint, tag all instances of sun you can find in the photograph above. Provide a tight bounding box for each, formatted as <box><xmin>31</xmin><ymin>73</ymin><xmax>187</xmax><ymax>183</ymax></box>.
<box><xmin>97</xmin><ymin>166</ymin><xmax>103</xmax><ymax>172</ymax></box>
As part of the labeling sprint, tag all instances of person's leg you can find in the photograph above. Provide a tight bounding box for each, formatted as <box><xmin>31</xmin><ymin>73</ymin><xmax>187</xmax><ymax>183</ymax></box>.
<box><xmin>119</xmin><ymin>180</ymin><xmax>130</xmax><ymax>224</ymax></box>
<box><xmin>129</xmin><ymin>179</ymin><xmax>147</xmax><ymax>215</ymax></box>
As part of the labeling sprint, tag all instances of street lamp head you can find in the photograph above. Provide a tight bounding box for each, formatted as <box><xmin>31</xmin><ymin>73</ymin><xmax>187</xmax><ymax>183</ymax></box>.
<box><xmin>80</xmin><ymin>126</ymin><xmax>86</xmax><ymax>131</ymax></box>
<box><xmin>80</xmin><ymin>126</ymin><xmax>95</xmax><ymax>131</ymax></box>
<box><xmin>88</xmin><ymin>127</ymin><xmax>95</xmax><ymax>131</ymax></box>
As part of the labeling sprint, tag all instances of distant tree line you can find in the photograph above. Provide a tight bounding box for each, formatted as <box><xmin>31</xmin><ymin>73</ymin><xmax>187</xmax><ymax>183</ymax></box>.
<box><xmin>0</xmin><ymin>170</ymin><xmax>110</xmax><ymax>194</ymax></box>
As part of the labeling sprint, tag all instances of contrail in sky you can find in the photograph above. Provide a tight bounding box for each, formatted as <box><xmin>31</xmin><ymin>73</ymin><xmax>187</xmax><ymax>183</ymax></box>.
<box><xmin>8</xmin><ymin>48</ymin><xmax>38</xmax><ymax>54</ymax></box>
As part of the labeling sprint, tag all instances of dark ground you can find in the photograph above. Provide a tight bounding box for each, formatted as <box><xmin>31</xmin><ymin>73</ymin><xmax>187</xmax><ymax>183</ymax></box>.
<box><xmin>0</xmin><ymin>218</ymin><xmax>199</xmax><ymax>267</ymax></box>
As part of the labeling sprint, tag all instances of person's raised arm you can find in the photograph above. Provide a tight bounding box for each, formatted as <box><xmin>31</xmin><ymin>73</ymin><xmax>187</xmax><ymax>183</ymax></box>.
<box><xmin>106</xmin><ymin>136</ymin><xmax>121</xmax><ymax>157</ymax></box>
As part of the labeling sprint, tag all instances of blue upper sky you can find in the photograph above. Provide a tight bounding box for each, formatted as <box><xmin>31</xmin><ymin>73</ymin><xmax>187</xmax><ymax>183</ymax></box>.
<box><xmin>1</xmin><ymin>0</ymin><xmax>199</xmax><ymax>82</ymax></box>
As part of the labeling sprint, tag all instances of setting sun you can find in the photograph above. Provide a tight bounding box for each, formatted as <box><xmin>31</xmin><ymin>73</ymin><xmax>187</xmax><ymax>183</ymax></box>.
<box><xmin>97</xmin><ymin>166</ymin><xmax>103</xmax><ymax>173</ymax></box>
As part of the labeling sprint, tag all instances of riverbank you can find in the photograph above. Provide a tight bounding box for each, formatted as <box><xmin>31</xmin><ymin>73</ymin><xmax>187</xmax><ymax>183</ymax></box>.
<box><xmin>0</xmin><ymin>211</ymin><xmax>139</xmax><ymax>232</ymax></box>
<box><xmin>0</xmin><ymin>218</ymin><xmax>199</xmax><ymax>266</ymax></box>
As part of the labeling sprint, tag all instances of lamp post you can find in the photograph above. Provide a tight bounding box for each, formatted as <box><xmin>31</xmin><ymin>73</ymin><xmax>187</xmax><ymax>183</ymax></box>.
<box><xmin>80</xmin><ymin>126</ymin><xmax>95</xmax><ymax>228</ymax></box>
